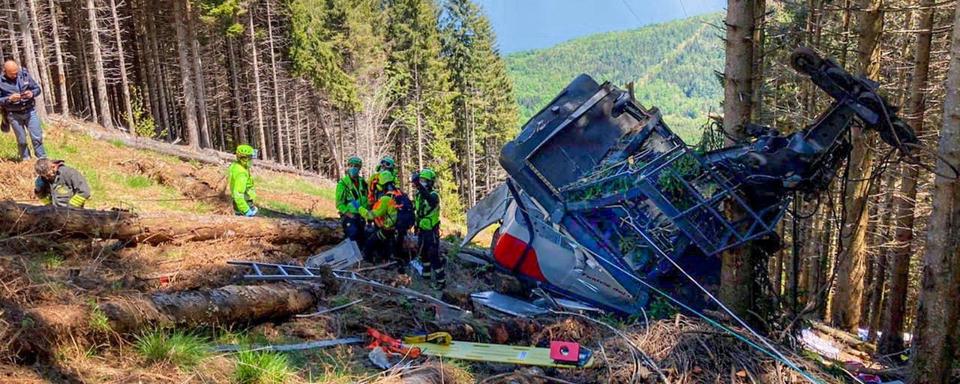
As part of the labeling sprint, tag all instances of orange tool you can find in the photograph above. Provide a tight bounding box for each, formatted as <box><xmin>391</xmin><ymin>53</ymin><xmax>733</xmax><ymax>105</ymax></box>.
<box><xmin>366</xmin><ymin>328</ymin><xmax>421</xmax><ymax>358</ymax></box>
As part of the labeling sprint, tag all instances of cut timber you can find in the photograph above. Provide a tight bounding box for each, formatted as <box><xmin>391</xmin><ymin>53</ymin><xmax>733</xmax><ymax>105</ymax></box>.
<box><xmin>99</xmin><ymin>283</ymin><xmax>326</xmax><ymax>333</ymax></box>
<box><xmin>809</xmin><ymin>321</ymin><xmax>876</xmax><ymax>354</ymax></box>
<box><xmin>23</xmin><ymin>284</ymin><xmax>325</xmax><ymax>336</ymax></box>
<box><xmin>16</xmin><ymin>284</ymin><xmax>327</xmax><ymax>358</ymax></box>
<box><xmin>122</xmin><ymin>159</ymin><xmax>225</xmax><ymax>201</ymax></box>
<box><xmin>0</xmin><ymin>201</ymin><xmax>341</xmax><ymax>245</ymax></box>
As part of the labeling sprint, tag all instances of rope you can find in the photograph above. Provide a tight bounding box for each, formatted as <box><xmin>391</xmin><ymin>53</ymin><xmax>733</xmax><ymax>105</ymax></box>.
<box><xmin>871</xmin><ymin>91</ymin><xmax>960</xmax><ymax>180</ymax></box>
<box><xmin>510</xmin><ymin>196</ymin><xmax>824</xmax><ymax>383</ymax></box>
<box><xmin>609</xmin><ymin>219</ymin><xmax>825</xmax><ymax>383</ymax></box>
<box><xmin>603</xmin><ymin>256</ymin><xmax>826</xmax><ymax>384</ymax></box>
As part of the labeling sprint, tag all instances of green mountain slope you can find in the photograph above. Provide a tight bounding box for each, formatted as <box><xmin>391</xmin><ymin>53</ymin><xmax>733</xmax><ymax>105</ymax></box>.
<box><xmin>505</xmin><ymin>13</ymin><xmax>724</xmax><ymax>142</ymax></box>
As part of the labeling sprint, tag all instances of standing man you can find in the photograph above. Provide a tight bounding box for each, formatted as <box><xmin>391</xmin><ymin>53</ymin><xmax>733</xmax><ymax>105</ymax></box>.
<box><xmin>34</xmin><ymin>159</ymin><xmax>90</xmax><ymax>208</ymax></box>
<box><xmin>0</xmin><ymin>58</ymin><xmax>45</xmax><ymax>161</ymax></box>
<box><xmin>360</xmin><ymin>170</ymin><xmax>400</xmax><ymax>266</ymax></box>
<box><xmin>413</xmin><ymin>168</ymin><xmax>443</xmax><ymax>289</ymax></box>
<box><xmin>336</xmin><ymin>156</ymin><xmax>368</xmax><ymax>244</ymax></box>
<box><xmin>229</xmin><ymin>144</ymin><xmax>258</xmax><ymax>217</ymax></box>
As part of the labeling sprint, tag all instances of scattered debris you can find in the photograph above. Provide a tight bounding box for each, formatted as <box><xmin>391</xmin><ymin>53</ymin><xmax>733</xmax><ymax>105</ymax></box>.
<box><xmin>212</xmin><ymin>336</ymin><xmax>364</xmax><ymax>353</ymax></box>
<box><xmin>295</xmin><ymin>298</ymin><xmax>363</xmax><ymax>318</ymax></box>
<box><xmin>368</xmin><ymin>347</ymin><xmax>393</xmax><ymax>370</ymax></box>
<box><xmin>336</xmin><ymin>271</ymin><xmax>465</xmax><ymax>311</ymax></box>
<box><xmin>800</xmin><ymin>328</ymin><xmax>840</xmax><ymax>359</ymax></box>
<box><xmin>355</xmin><ymin>261</ymin><xmax>398</xmax><ymax>273</ymax></box>
<box><xmin>471</xmin><ymin>291</ymin><xmax>548</xmax><ymax>318</ymax></box>
<box><xmin>305</xmin><ymin>239</ymin><xmax>362</xmax><ymax>270</ymax></box>
<box><xmin>532</xmin><ymin>297</ymin><xmax>601</xmax><ymax>313</ymax></box>
<box><xmin>409</xmin><ymin>259</ymin><xmax>423</xmax><ymax>276</ymax></box>
<box><xmin>456</xmin><ymin>252</ymin><xmax>491</xmax><ymax>266</ymax></box>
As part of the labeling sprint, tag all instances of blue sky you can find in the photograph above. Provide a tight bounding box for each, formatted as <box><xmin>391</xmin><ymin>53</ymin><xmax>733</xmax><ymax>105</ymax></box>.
<box><xmin>473</xmin><ymin>0</ymin><xmax>726</xmax><ymax>54</ymax></box>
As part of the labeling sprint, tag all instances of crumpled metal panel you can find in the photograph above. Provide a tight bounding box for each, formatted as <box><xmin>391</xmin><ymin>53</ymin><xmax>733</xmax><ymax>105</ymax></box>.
<box><xmin>461</xmin><ymin>184</ymin><xmax>511</xmax><ymax>247</ymax></box>
<box><xmin>470</xmin><ymin>291</ymin><xmax>548</xmax><ymax>318</ymax></box>
<box><xmin>306</xmin><ymin>239</ymin><xmax>362</xmax><ymax>270</ymax></box>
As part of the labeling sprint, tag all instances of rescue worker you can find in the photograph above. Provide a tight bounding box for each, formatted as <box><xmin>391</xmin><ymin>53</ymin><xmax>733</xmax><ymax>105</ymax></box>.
<box><xmin>367</xmin><ymin>155</ymin><xmax>397</xmax><ymax>207</ymax></box>
<box><xmin>34</xmin><ymin>158</ymin><xmax>90</xmax><ymax>208</ymax></box>
<box><xmin>413</xmin><ymin>168</ymin><xmax>443</xmax><ymax>289</ymax></box>
<box><xmin>335</xmin><ymin>156</ymin><xmax>368</xmax><ymax>244</ymax></box>
<box><xmin>229</xmin><ymin>144</ymin><xmax>258</xmax><ymax>216</ymax></box>
<box><xmin>360</xmin><ymin>170</ymin><xmax>401</xmax><ymax>267</ymax></box>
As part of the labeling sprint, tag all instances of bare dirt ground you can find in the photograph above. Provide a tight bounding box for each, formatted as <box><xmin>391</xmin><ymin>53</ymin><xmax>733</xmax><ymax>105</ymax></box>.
<box><xmin>0</xmin><ymin>117</ymin><xmax>866</xmax><ymax>383</ymax></box>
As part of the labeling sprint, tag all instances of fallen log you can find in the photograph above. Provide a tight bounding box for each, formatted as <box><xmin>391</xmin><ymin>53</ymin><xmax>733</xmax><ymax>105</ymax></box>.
<box><xmin>0</xmin><ymin>201</ymin><xmax>341</xmax><ymax>246</ymax></box>
<box><xmin>23</xmin><ymin>283</ymin><xmax>325</xmax><ymax>336</ymax></box>
<box><xmin>99</xmin><ymin>283</ymin><xmax>326</xmax><ymax>333</ymax></box>
<box><xmin>14</xmin><ymin>283</ymin><xmax>327</xmax><ymax>359</ymax></box>
<box><xmin>122</xmin><ymin>158</ymin><xmax>226</xmax><ymax>202</ymax></box>
<box><xmin>809</xmin><ymin>321</ymin><xmax>876</xmax><ymax>354</ymax></box>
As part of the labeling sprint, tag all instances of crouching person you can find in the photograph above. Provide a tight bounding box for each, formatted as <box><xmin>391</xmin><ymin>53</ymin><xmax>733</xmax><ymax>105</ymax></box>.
<box><xmin>413</xmin><ymin>168</ymin><xmax>443</xmax><ymax>289</ymax></box>
<box><xmin>34</xmin><ymin>159</ymin><xmax>90</xmax><ymax>208</ymax></box>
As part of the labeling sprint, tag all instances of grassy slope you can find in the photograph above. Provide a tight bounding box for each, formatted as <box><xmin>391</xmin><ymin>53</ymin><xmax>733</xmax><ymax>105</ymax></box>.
<box><xmin>505</xmin><ymin>13</ymin><xmax>724</xmax><ymax>142</ymax></box>
<box><xmin>0</xmin><ymin>118</ymin><xmax>337</xmax><ymax>218</ymax></box>
<box><xmin>0</xmin><ymin>116</ymin><xmax>475</xmax><ymax>239</ymax></box>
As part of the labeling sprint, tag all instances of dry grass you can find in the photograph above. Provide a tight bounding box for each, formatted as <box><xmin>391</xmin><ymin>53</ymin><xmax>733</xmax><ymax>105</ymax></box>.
<box><xmin>0</xmin><ymin>117</ymin><xmax>337</xmax><ymax>217</ymax></box>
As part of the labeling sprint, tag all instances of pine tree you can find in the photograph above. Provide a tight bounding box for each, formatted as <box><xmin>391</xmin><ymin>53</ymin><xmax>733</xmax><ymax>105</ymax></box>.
<box><xmin>880</xmin><ymin>0</ymin><xmax>936</xmax><ymax>355</ymax></box>
<box><xmin>830</xmin><ymin>0</ymin><xmax>885</xmax><ymax>332</ymax></box>
<box><xmin>473</xmin><ymin>13</ymin><xmax>518</xmax><ymax>195</ymax></box>
<box><xmin>384</xmin><ymin>0</ymin><xmax>463</xmax><ymax>202</ymax></box>
<box><xmin>288</xmin><ymin>0</ymin><xmax>360</xmax><ymax>112</ymax></box>
<box><xmin>440</xmin><ymin>0</ymin><xmax>516</xmax><ymax>215</ymax></box>
<box><xmin>720</xmin><ymin>0</ymin><xmax>758</xmax><ymax>319</ymax></box>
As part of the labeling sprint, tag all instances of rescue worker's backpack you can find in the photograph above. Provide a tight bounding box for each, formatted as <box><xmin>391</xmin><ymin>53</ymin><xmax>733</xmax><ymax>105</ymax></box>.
<box><xmin>393</xmin><ymin>191</ymin><xmax>415</xmax><ymax>233</ymax></box>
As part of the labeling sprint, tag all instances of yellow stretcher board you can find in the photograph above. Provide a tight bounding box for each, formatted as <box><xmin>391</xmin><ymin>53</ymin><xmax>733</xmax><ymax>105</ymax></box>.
<box><xmin>405</xmin><ymin>341</ymin><xmax>595</xmax><ymax>368</ymax></box>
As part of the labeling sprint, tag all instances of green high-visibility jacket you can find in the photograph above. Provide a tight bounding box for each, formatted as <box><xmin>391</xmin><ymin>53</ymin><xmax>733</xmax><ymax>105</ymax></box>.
<box><xmin>228</xmin><ymin>161</ymin><xmax>256</xmax><ymax>214</ymax></box>
<box><xmin>335</xmin><ymin>174</ymin><xmax>368</xmax><ymax>215</ymax></box>
<box><xmin>414</xmin><ymin>189</ymin><xmax>440</xmax><ymax>230</ymax></box>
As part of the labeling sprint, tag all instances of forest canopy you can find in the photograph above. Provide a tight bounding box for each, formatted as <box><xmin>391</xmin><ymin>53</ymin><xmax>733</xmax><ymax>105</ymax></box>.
<box><xmin>505</xmin><ymin>13</ymin><xmax>724</xmax><ymax>142</ymax></box>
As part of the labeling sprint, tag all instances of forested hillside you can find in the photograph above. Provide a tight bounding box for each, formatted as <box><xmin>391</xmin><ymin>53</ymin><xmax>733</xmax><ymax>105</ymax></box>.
<box><xmin>0</xmin><ymin>0</ymin><xmax>517</xmax><ymax>221</ymax></box>
<box><xmin>505</xmin><ymin>13</ymin><xmax>724</xmax><ymax>141</ymax></box>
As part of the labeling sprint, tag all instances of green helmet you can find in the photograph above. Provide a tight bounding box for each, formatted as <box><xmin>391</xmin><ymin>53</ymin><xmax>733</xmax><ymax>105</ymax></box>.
<box><xmin>377</xmin><ymin>170</ymin><xmax>396</xmax><ymax>187</ymax></box>
<box><xmin>379</xmin><ymin>155</ymin><xmax>396</xmax><ymax>170</ymax></box>
<box><xmin>347</xmin><ymin>156</ymin><xmax>362</xmax><ymax>167</ymax></box>
<box><xmin>236</xmin><ymin>144</ymin><xmax>256</xmax><ymax>157</ymax></box>
<box><xmin>419</xmin><ymin>168</ymin><xmax>437</xmax><ymax>181</ymax></box>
